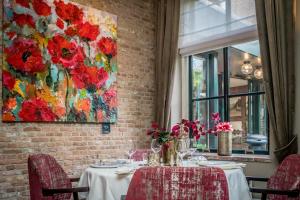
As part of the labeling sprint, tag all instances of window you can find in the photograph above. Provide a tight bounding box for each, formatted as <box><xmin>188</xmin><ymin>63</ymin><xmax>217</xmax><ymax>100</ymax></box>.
<box><xmin>189</xmin><ymin>40</ymin><xmax>268</xmax><ymax>154</ymax></box>
<box><xmin>179</xmin><ymin>0</ymin><xmax>257</xmax><ymax>55</ymax></box>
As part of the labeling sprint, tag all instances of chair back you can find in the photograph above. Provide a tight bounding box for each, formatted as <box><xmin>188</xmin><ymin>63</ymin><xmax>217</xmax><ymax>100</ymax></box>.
<box><xmin>267</xmin><ymin>154</ymin><xmax>300</xmax><ymax>200</ymax></box>
<box><xmin>28</xmin><ymin>154</ymin><xmax>72</xmax><ymax>200</ymax></box>
<box><xmin>125</xmin><ymin>166</ymin><xmax>229</xmax><ymax>200</ymax></box>
<box><xmin>131</xmin><ymin>149</ymin><xmax>151</xmax><ymax>161</ymax></box>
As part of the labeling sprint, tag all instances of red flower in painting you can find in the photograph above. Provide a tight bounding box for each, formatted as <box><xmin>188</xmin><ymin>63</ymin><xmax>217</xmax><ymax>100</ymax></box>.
<box><xmin>6</xmin><ymin>32</ymin><xmax>16</xmax><ymax>40</ymax></box>
<box><xmin>77</xmin><ymin>22</ymin><xmax>100</xmax><ymax>41</ymax></box>
<box><xmin>97</xmin><ymin>37</ymin><xmax>117</xmax><ymax>57</ymax></box>
<box><xmin>64</xmin><ymin>26</ymin><xmax>77</xmax><ymax>37</ymax></box>
<box><xmin>3</xmin><ymin>70</ymin><xmax>16</xmax><ymax>90</ymax></box>
<box><xmin>103</xmin><ymin>88</ymin><xmax>116</xmax><ymax>103</ymax></box>
<box><xmin>47</xmin><ymin>35</ymin><xmax>85</xmax><ymax>69</ymax></box>
<box><xmin>19</xmin><ymin>98</ymin><xmax>57</xmax><ymax>122</ymax></box>
<box><xmin>16</xmin><ymin>0</ymin><xmax>30</xmax><ymax>8</ymax></box>
<box><xmin>5</xmin><ymin>38</ymin><xmax>46</xmax><ymax>74</ymax></box>
<box><xmin>32</xmin><ymin>0</ymin><xmax>51</xmax><ymax>16</ymax></box>
<box><xmin>56</xmin><ymin>19</ymin><xmax>64</xmax><ymax>30</ymax></box>
<box><xmin>13</xmin><ymin>13</ymin><xmax>35</xmax><ymax>28</ymax></box>
<box><xmin>70</xmin><ymin>64</ymin><xmax>109</xmax><ymax>89</ymax></box>
<box><xmin>54</xmin><ymin>0</ymin><xmax>83</xmax><ymax>25</ymax></box>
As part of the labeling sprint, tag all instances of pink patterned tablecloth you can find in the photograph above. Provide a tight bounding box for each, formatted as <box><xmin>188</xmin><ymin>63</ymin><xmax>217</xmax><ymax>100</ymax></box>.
<box><xmin>78</xmin><ymin>161</ymin><xmax>251</xmax><ymax>200</ymax></box>
<box><xmin>126</xmin><ymin>166</ymin><xmax>229</xmax><ymax>200</ymax></box>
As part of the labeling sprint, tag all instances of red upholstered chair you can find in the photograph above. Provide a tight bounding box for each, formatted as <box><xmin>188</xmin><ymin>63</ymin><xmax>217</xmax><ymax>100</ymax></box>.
<box><xmin>28</xmin><ymin>154</ymin><xmax>89</xmax><ymax>200</ymax></box>
<box><xmin>247</xmin><ymin>154</ymin><xmax>300</xmax><ymax>200</ymax></box>
<box><xmin>125</xmin><ymin>166</ymin><xmax>229</xmax><ymax>200</ymax></box>
<box><xmin>131</xmin><ymin>149</ymin><xmax>151</xmax><ymax>161</ymax></box>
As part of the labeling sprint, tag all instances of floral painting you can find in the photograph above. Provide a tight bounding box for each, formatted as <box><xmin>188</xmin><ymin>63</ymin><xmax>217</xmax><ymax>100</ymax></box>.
<box><xmin>2</xmin><ymin>0</ymin><xmax>118</xmax><ymax>123</ymax></box>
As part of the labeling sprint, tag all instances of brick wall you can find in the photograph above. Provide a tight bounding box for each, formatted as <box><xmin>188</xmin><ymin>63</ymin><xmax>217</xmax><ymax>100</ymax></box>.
<box><xmin>0</xmin><ymin>0</ymin><xmax>156</xmax><ymax>199</ymax></box>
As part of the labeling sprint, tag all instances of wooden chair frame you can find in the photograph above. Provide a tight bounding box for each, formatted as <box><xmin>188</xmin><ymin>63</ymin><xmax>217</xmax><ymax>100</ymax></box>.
<box><xmin>246</xmin><ymin>176</ymin><xmax>299</xmax><ymax>200</ymax></box>
<box><xmin>42</xmin><ymin>178</ymin><xmax>89</xmax><ymax>200</ymax></box>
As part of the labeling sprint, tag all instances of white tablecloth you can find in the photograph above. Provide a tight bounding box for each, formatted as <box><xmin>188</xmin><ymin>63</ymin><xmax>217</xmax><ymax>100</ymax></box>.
<box><xmin>78</xmin><ymin>161</ymin><xmax>252</xmax><ymax>200</ymax></box>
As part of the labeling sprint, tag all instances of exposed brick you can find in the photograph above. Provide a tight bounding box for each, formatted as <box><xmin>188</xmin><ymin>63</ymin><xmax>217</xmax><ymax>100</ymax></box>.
<box><xmin>0</xmin><ymin>0</ymin><xmax>156</xmax><ymax>199</ymax></box>
<box><xmin>23</xmin><ymin>127</ymin><xmax>41</xmax><ymax>132</ymax></box>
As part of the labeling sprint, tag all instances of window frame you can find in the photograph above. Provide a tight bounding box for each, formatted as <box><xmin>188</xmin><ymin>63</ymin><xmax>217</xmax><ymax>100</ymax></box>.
<box><xmin>188</xmin><ymin>47</ymin><xmax>269</xmax><ymax>155</ymax></box>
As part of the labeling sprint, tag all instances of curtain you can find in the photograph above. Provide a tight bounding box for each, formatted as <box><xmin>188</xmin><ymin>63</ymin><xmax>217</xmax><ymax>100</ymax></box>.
<box><xmin>255</xmin><ymin>0</ymin><xmax>298</xmax><ymax>162</ymax></box>
<box><xmin>155</xmin><ymin>0</ymin><xmax>180</xmax><ymax>129</ymax></box>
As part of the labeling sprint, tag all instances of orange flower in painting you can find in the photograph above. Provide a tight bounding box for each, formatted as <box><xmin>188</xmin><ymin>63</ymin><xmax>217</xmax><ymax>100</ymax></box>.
<box><xmin>75</xmin><ymin>98</ymin><xmax>91</xmax><ymax>113</ymax></box>
<box><xmin>32</xmin><ymin>0</ymin><xmax>51</xmax><ymax>16</ymax></box>
<box><xmin>54</xmin><ymin>0</ymin><xmax>83</xmax><ymax>25</ymax></box>
<box><xmin>2</xmin><ymin>113</ymin><xmax>16</xmax><ymax>122</ymax></box>
<box><xmin>4</xmin><ymin>98</ymin><xmax>17</xmax><ymax>110</ymax></box>
<box><xmin>54</xmin><ymin>106</ymin><xmax>66</xmax><ymax>118</ymax></box>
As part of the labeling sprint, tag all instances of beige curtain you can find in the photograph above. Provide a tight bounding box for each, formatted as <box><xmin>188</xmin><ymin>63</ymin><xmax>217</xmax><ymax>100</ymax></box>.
<box><xmin>255</xmin><ymin>0</ymin><xmax>298</xmax><ymax>162</ymax></box>
<box><xmin>155</xmin><ymin>0</ymin><xmax>180</xmax><ymax>129</ymax></box>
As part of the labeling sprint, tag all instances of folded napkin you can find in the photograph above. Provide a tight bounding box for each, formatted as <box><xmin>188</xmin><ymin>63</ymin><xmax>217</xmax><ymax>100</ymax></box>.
<box><xmin>115</xmin><ymin>167</ymin><xmax>135</xmax><ymax>175</ymax></box>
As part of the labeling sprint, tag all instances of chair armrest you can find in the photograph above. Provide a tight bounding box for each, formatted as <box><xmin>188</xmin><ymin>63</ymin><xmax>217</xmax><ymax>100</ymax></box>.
<box><xmin>249</xmin><ymin>187</ymin><xmax>299</xmax><ymax>197</ymax></box>
<box><xmin>246</xmin><ymin>176</ymin><xmax>269</xmax><ymax>182</ymax></box>
<box><xmin>246</xmin><ymin>176</ymin><xmax>269</xmax><ymax>184</ymax></box>
<box><xmin>69</xmin><ymin>177</ymin><xmax>80</xmax><ymax>182</ymax></box>
<box><xmin>42</xmin><ymin>187</ymin><xmax>89</xmax><ymax>196</ymax></box>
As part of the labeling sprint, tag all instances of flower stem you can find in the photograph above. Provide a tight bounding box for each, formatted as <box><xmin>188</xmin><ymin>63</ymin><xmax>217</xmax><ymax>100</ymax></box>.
<box><xmin>64</xmin><ymin>69</ymin><xmax>70</xmax><ymax>119</ymax></box>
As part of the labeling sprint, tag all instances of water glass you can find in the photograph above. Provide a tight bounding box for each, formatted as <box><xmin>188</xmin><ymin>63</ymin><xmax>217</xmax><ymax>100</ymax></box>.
<box><xmin>176</xmin><ymin>138</ymin><xmax>189</xmax><ymax>166</ymax></box>
<box><xmin>151</xmin><ymin>139</ymin><xmax>161</xmax><ymax>154</ymax></box>
<box><xmin>189</xmin><ymin>138</ymin><xmax>198</xmax><ymax>157</ymax></box>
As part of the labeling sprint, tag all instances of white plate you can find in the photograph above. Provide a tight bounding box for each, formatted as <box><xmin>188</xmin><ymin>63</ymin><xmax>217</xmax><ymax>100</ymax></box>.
<box><xmin>206</xmin><ymin>161</ymin><xmax>234</xmax><ymax>165</ymax></box>
<box><xmin>90</xmin><ymin>164</ymin><xmax>120</xmax><ymax>168</ymax></box>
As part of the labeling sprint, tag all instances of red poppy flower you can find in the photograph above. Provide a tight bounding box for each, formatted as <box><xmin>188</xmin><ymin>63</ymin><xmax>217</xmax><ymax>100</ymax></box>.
<box><xmin>13</xmin><ymin>13</ymin><xmax>35</xmax><ymax>28</ymax></box>
<box><xmin>47</xmin><ymin>35</ymin><xmax>85</xmax><ymax>69</ymax></box>
<box><xmin>3</xmin><ymin>70</ymin><xmax>16</xmax><ymax>90</ymax></box>
<box><xmin>97</xmin><ymin>37</ymin><xmax>117</xmax><ymax>57</ymax></box>
<box><xmin>64</xmin><ymin>26</ymin><xmax>77</xmax><ymax>37</ymax></box>
<box><xmin>6</xmin><ymin>32</ymin><xmax>16</xmax><ymax>40</ymax></box>
<box><xmin>5</xmin><ymin>38</ymin><xmax>46</xmax><ymax>74</ymax></box>
<box><xmin>19</xmin><ymin>98</ymin><xmax>57</xmax><ymax>122</ymax></box>
<box><xmin>56</xmin><ymin>19</ymin><xmax>64</xmax><ymax>30</ymax></box>
<box><xmin>32</xmin><ymin>0</ymin><xmax>51</xmax><ymax>16</ymax></box>
<box><xmin>54</xmin><ymin>0</ymin><xmax>83</xmax><ymax>25</ymax></box>
<box><xmin>77</xmin><ymin>22</ymin><xmax>100</xmax><ymax>41</ymax></box>
<box><xmin>70</xmin><ymin>64</ymin><xmax>109</xmax><ymax>89</ymax></box>
<box><xmin>103</xmin><ymin>88</ymin><xmax>116</xmax><ymax>103</ymax></box>
<box><xmin>16</xmin><ymin>0</ymin><xmax>30</xmax><ymax>8</ymax></box>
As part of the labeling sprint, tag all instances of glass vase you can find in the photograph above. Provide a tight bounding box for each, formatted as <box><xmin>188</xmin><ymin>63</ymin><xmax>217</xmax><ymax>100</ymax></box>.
<box><xmin>161</xmin><ymin>141</ymin><xmax>176</xmax><ymax>166</ymax></box>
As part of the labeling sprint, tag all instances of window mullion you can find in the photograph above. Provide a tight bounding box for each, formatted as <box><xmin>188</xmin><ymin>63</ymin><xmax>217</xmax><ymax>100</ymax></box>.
<box><xmin>223</xmin><ymin>47</ymin><xmax>229</xmax><ymax>121</ymax></box>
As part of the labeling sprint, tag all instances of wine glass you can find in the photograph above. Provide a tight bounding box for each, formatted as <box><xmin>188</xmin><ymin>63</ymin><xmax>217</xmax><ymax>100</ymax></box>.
<box><xmin>126</xmin><ymin>140</ymin><xmax>136</xmax><ymax>163</ymax></box>
<box><xmin>176</xmin><ymin>138</ymin><xmax>189</xmax><ymax>166</ymax></box>
<box><xmin>189</xmin><ymin>137</ymin><xmax>198</xmax><ymax>157</ymax></box>
<box><xmin>151</xmin><ymin>139</ymin><xmax>162</xmax><ymax>154</ymax></box>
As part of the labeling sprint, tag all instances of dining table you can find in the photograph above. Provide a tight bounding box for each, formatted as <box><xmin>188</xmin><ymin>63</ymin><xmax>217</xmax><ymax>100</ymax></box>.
<box><xmin>78</xmin><ymin>160</ymin><xmax>252</xmax><ymax>200</ymax></box>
